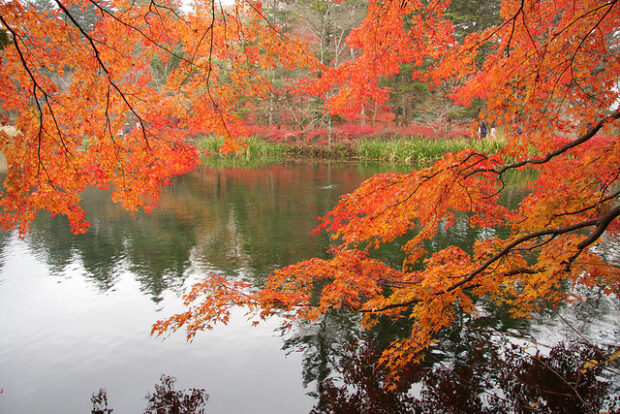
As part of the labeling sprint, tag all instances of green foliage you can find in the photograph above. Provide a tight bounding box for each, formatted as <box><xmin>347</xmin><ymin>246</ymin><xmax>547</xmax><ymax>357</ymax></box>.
<box><xmin>64</xmin><ymin>2</ymin><xmax>100</xmax><ymax>32</ymax></box>
<box><xmin>358</xmin><ymin>136</ymin><xmax>506</xmax><ymax>162</ymax></box>
<box><xmin>195</xmin><ymin>134</ymin><xmax>506</xmax><ymax>165</ymax></box>
<box><xmin>150</xmin><ymin>47</ymin><xmax>183</xmax><ymax>86</ymax></box>
<box><xmin>444</xmin><ymin>0</ymin><xmax>503</xmax><ymax>42</ymax></box>
<box><xmin>196</xmin><ymin>135</ymin><xmax>287</xmax><ymax>167</ymax></box>
<box><xmin>0</xmin><ymin>30</ymin><xmax>8</xmax><ymax>50</ymax></box>
<box><xmin>380</xmin><ymin>0</ymin><xmax>502</xmax><ymax>125</ymax></box>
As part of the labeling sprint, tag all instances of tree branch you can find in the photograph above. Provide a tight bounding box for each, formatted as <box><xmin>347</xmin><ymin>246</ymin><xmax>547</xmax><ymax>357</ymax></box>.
<box><xmin>467</xmin><ymin>108</ymin><xmax>620</xmax><ymax>178</ymax></box>
<box><xmin>364</xmin><ymin>206</ymin><xmax>620</xmax><ymax>313</ymax></box>
<box><xmin>54</xmin><ymin>0</ymin><xmax>152</xmax><ymax>150</ymax></box>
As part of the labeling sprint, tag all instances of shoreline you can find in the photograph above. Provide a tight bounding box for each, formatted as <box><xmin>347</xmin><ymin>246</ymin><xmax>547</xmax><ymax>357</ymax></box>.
<box><xmin>197</xmin><ymin>134</ymin><xmax>507</xmax><ymax>167</ymax></box>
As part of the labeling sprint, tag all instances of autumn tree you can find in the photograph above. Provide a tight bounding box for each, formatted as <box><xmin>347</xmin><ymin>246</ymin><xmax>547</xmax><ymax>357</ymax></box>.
<box><xmin>289</xmin><ymin>0</ymin><xmax>368</xmax><ymax>141</ymax></box>
<box><xmin>152</xmin><ymin>0</ymin><xmax>620</xmax><ymax>385</ymax></box>
<box><xmin>0</xmin><ymin>0</ymin><xmax>318</xmax><ymax>233</ymax></box>
<box><xmin>1</xmin><ymin>0</ymin><xmax>619</xmax><ymax>390</ymax></box>
<box><xmin>392</xmin><ymin>0</ymin><xmax>503</xmax><ymax>126</ymax></box>
<box><xmin>246</xmin><ymin>0</ymin><xmax>367</xmax><ymax>139</ymax></box>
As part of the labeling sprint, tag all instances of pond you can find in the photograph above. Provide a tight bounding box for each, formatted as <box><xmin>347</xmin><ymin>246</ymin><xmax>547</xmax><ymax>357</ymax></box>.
<box><xmin>0</xmin><ymin>162</ymin><xmax>618</xmax><ymax>413</ymax></box>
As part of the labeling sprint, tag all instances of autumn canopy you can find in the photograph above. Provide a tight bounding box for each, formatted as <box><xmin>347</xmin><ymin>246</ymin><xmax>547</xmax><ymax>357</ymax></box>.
<box><xmin>1</xmin><ymin>0</ymin><xmax>619</xmax><ymax>379</ymax></box>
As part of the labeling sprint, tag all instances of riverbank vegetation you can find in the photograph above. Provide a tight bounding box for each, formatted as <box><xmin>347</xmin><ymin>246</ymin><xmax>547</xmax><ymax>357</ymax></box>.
<box><xmin>357</xmin><ymin>135</ymin><xmax>505</xmax><ymax>162</ymax></box>
<box><xmin>196</xmin><ymin>133</ymin><xmax>506</xmax><ymax>165</ymax></box>
<box><xmin>196</xmin><ymin>135</ymin><xmax>288</xmax><ymax>167</ymax></box>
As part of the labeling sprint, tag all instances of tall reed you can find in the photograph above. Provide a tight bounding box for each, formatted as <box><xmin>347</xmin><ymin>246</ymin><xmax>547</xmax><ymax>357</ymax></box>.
<box><xmin>196</xmin><ymin>135</ymin><xmax>287</xmax><ymax>166</ymax></box>
<box><xmin>358</xmin><ymin>136</ymin><xmax>506</xmax><ymax>162</ymax></box>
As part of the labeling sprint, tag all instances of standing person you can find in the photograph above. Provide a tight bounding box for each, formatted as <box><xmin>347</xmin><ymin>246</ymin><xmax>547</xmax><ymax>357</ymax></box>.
<box><xmin>489</xmin><ymin>122</ymin><xmax>496</xmax><ymax>138</ymax></box>
<box><xmin>478</xmin><ymin>120</ymin><xmax>488</xmax><ymax>139</ymax></box>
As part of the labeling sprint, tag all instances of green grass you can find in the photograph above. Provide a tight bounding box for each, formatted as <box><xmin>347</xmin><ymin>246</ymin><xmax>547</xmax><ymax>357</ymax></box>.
<box><xmin>195</xmin><ymin>134</ymin><xmax>507</xmax><ymax>167</ymax></box>
<box><xmin>358</xmin><ymin>136</ymin><xmax>506</xmax><ymax>162</ymax></box>
<box><xmin>196</xmin><ymin>135</ymin><xmax>287</xmax><ymax>167</ymax></box>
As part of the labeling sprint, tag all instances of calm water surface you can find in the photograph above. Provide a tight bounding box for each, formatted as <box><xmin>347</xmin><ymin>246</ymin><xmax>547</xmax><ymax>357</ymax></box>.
<box><xmin>0</xmin><ymin>162</ymin><xmax>618</xmax><ymax>413</ymax></box>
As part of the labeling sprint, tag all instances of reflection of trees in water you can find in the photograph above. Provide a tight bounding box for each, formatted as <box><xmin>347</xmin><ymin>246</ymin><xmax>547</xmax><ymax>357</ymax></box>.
<box><xmin>26</xmin><ymin>196</ymin><xmax>196</xmax><ymax>301</ymax></box>
<box><xmin>91</xmin><ymin>374</ymin><xmax>208</xmax><ymax>414</ymax></box>
<box><xmin>282</xmin><ymin>310</ymin><xmax>364</xmax><ymax>393</ymax></box>
<box><xmin>20</xmin><ymin>164</ymin><xmax>380</xmax><ymax>298</ymax></box>
<box><xmin>369</xmin><ymin>171</ymin><xmax>531</xmax><ymax>271</ymax></box>
<box><xmin>282</xmin><ymin>296</ymin><xmax>619</xmax><ymax>413</ymax></box>
<box><xmin>17</xmin><ymin>164</ymin><xmax>533</xmax><ymax>301</ymax></box>
<box><xmin>14</xmin><ymin>164</ymin><xmax>538</xmax><ymax>296</ymax></box>
<box><xmin>300</xmin><ymin>333</ymin><xmax>619</xmax><ymax>414</ymax></box>
<box><xmin>87</xmin><ymin>337</ymin><xmax>618</xmax><ymax>414</ymax></box>
<box><xmin>0</xmin><ymin>229</ymin><xmax>14</xmax><ymax>274</ymax></box>
<box><xmin>187</xmin><ymin>165</ymin><xmax>364</xmax><ymax>282</ymax></box>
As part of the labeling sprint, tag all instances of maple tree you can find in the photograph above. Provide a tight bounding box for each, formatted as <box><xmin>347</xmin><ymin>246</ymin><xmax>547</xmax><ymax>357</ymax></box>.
<box><xmin>1</xmin><ymin>0</ymin><xmax>619</xmax><ymax>387</ymax></box>
<box><xmin>151</xmin><ymin>0</ymin><xmax>620</xmax><ymax>385</ymax></box>
<box><xmin>0</xmin><ymin>0</ymin><xmax>318</xmax><ymax>233</ymax></box>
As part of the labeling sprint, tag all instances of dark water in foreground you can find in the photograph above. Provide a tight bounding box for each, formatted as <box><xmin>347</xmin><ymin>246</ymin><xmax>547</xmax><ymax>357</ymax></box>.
<box><xmin>0</xmin><ymin>162</ymin><xmax>618</xmax><ymax>413</ymax></box>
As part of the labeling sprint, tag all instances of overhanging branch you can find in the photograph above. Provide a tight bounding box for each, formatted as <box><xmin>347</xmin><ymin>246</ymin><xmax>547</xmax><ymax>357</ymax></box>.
<box><xmin>467</xmin><ymin>108</ymin><xmax>620</xmax><ymax>178</ymax></box>
<box><xmin>364</xmin><ymin>206</ymin><xmax>620</xmax><ymax>313</ymax></box>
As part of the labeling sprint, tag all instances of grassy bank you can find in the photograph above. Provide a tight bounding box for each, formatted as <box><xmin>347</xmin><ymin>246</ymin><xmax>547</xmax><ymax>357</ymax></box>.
<box><xmin>195</xmin><ymin>134</ymin><xmax>506</xmax><ymax>166</ymax></box>
<box><xmin>196</xmin><ymin>135</ymin><xmax>287</xmax><ymax>167</ymax></box>
<box><xmin>358</xmin><ymin>136</ymin><xmax>506</xmax><ymax>162</ymax></box>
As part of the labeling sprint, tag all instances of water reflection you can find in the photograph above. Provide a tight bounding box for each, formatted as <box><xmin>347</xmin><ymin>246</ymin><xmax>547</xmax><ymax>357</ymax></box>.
<box><xmin>22</xmin><ymin>162</ymin><xmax>535</xmax><ymax>298</ymax></box>
<box><xmin>28</xmin><ymin>196</ymin><xmax>198</xmax><ymax>299</ymax></box>
<box><xmin>282</xmin><ymin>275</ymin><xmax>619</xmax><ymax>412</ymax></box>
<box><xmin>0</xmin><ymin>162</ymin><xmax>617</xmax><ymax>413</ymax></box>
<box><xmin>304</xmin><ymin>336</ymin><xmax>619</xmax><ymax>414</ymax></box>
<box><xmin>25</xmin><ymin>163</ymin><xmax>374</xmax><ymax>300</ymax></box>
<box><xmin>281</xmin><ymin>297</ymin><xmax>619</xmax><ymax>413</ymax></box>
<box><xmin>91</xmin><ymin>375</ymin><xmax>208</xmax><ymax>414</ymax></box>
<box><xmin>0</xmin><ymin>230</ymin><xmax>12</xmax><ymax>277</ymax></box>
<box><xmin>86</xmin><ymin>336</ymin><xmax>618</xmax><ymax>414</ymax></box>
